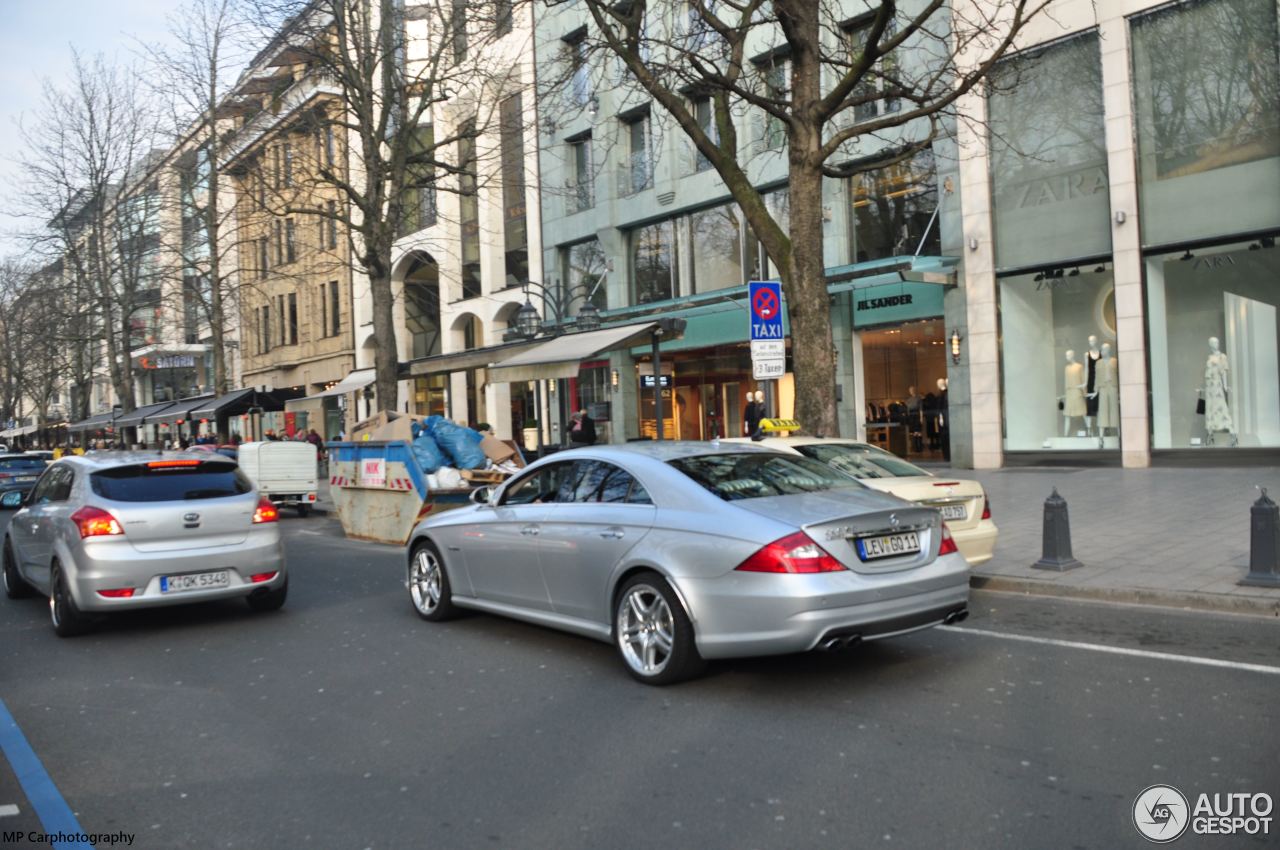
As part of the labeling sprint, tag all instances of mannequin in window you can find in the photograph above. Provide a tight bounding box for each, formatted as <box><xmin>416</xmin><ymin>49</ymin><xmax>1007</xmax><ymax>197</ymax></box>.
<box><xmin>1201</xmin><ymin>336</ymin><xmax>1235</xmax><ymax>445</ymax></box>
<box><xmin>744</xmin><ymin>390</ymin><xmax>765</xmax><ymax>435</ymax></box>
<box><xmin>1062</xmin><ymin>349</ymin><xmax>1086</xmax><ymax>436</ymax></box>
<box><xmin>935</xmin><ymin>378</ymin><xmax>950</xmax><ymax>461</ymax></box>
<box><xmin>1096</xmin><ymin>342</ymin><xmax>1119</xmax><ymax>435</ymax></box>
<box><xmin>1084</xmin><ymin>334</ymin><xmax>1101</xmax><ymax>435</ymax></box>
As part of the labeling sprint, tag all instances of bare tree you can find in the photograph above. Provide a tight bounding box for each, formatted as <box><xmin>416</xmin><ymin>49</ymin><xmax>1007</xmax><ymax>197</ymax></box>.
<box><xmin>566</xmin><ymin>0</ymin><xmax>1050</xmax><ymax>435</ymax></box>
<box><xmin>246</xmin><ymin>0</ymin><xmax>532</xmax><ymax>410</ymax></box>
<box><xmin>16</xmin><ymin>53</ymin><xmax>165</xmax><ymax>416</ymax></box>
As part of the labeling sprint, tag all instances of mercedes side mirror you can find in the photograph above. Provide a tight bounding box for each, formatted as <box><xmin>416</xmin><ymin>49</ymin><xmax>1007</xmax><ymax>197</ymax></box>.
<box><xmin>469</xmin><ymin>486</ymin><xmax>493</xmax><ymax>506</ymax></box>
<box><xmin>0</xmin><ymin>490</ymin><xmax>26</xmax><ymax>509</ymax></box>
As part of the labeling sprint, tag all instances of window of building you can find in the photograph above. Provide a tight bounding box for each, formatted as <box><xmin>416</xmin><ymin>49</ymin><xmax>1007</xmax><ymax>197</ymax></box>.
<box><xmin>1131</xmin><ymin>0</ymin><xmax>1280</xmax><ymax>246</ymax></box>
<box><xmin>845</xmin><ymin>14</ymin><xmax>900</xmax><ymax>124</ymax></box>
<box><xmin>325</xmin><ymin>125</ymin><xmax>335</xmax><ymax>168</ymax></box>
<box><xmin>758</xmin><ymin>55</ymin><xmax>789</xmax><ymax>150</ymax></box>
<box><xmin>318</xmin><ymin>283</ymin><xmax>328</xmax><ymax>337</ymax></box>
<box><xmin>500</xmin><ymin>94</ymin><xmax>528</xmax><ymax>289</ymax></box>
<box><xmin>405</xmin><ymin>263</ymin><xmax>441</xmax><ymax>358</ymax></box>
<box><xmin>274</xmin><ymin>220</ymin><xmax>284</xmax><ymax>265</ymax></box>
<box><xmin>276</xmin><ymin>295</ymin><xmax>286</xmax><ymax>346</ymax></box>
<box><xmin>451</xmin><ymin>0</ymin><xmax>468</xmax><ymax>63</ymax></box>
<box><xmin>260</xmin><ymin>304</ymin><xmax>271</xmax><ymax>354</ymax></box>
<box><xmin>328</xmin><ymin>280</ymin><xmax>341</xmax><ymax>336</ymax></box>
<box><xmin>569</xmin><ymin>135</ymin><xmax>594</xmax><ymax>213</ymax></box>
<box><xmin>564</xmin><ymin>29</ymin><xmax>590</xmax><ymax>108</ymax></box>
<box><xmin>562</xmin><ymin>238</ymin><xmax>607</xmax><ymax>314</ymax></box>
<box><xmin>998</xmin><ymin>264</ymin><xmax>1117</xmax><ymax>452</ymax></box>
<box><xmin>690</xmin><ymin>203</ymin><xmax>747</xmax><ymax>293</ymax></box>
<box><xmin>624</xmin><ymin>111</ymin><xmax>652</xmax><ymax>195</ymax></box>
<box><xmin>848</xmin><ymin>147</ymin><xmax>939</xmax><ymax>262</ymax></box>
<box><xmin>494</xmin><ymin>0</ymin><xmax>512</xmax><ymax>37</ymax></box>
<box><xmin>631</xmin><ymin>220</ymin><xmax>677</xmax><ymax>304</ymax></box>
<box><xmin>402</xmin><ymin>125</ymin><xmax>436</xmax><ymax>236</ymax></box>
<box><xmin>283</xmin><ymin>142</ymin><xmax>293</xmax><ymax>187</ymax></box>
<box><xmin>458</xmin><ymin>121</ymin><xmax>481</xmax><ymax>299</ymax></box>
<box><xmin>285</xmin><ymin>219</ymin><xmax>296</xmax><ymax>264</ymax></box>
<box><xmin>692</xmin><ymin>95</ymin><xmax>716</xmax><ymax>171</ymax></box>
<box><xmin>988</xmin><ymin>31</ymin><xmax>1108</xmax><ymax>270</ymax></box>
<box><xmin>287</xmin><ymin>292</ymin><xmax>298</xmax><ymax>345</ymax></box>
<box><xmin>258</xmin><ymin>237</ymin><xmax>269</xmax><ymax>280</ymax></box>
<box><xmin>327</xmin><ymin>201</ymin><xmax>338</xmax><ymax>249</ymax></box>
<box><xmin>1146</xmin><ymin>239</ymin><xmax>1280</xmax><ymax>450</ymax></box>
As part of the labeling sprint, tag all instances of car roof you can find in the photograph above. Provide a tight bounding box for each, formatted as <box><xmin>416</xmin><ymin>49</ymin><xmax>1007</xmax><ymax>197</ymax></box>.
<box><xmin>557</xmin><ymin>440</ymin><xmax>783</xmax><ymax>463</ymax></box>
<box><xmin>54</xmin><ymin>451</ymin><xmax>234</xmax><ymax>471</ymax></box>
<box><xmin>0</xmin><ymin>453</ymin><xmax>45</xmax><ymax>460</ymax></box>
<box><xmin>723</xmin><ymin>436</ymin><xmax>885</xmax><ymax>450</ymax></box>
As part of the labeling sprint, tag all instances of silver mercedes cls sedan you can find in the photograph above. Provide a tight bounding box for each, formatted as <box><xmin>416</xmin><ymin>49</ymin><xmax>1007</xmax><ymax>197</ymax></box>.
<box><xmin>3</xmin><ymin>452</ymin><xmax>288</xmax><ymax>636</ymax></box>
<box><xmin>405</xmin><ymin>442</ymin><xmax>970</xmax><ymax>685</ymax></box>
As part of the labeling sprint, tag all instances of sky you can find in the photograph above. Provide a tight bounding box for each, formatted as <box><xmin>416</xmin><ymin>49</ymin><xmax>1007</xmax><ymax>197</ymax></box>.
<box><xmin>0</xmin><ymin>0</ymin><xmax>182</xmax><ymax>255</ymax></box>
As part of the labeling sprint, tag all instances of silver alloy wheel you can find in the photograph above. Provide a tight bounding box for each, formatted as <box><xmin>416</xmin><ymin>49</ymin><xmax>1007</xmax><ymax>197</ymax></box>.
<box><xmin>49</xmin><ymin>575</ymin><xmax>66</xmax><ymax>628</ymax></box>
<box><xmin>616</xmin><ymin>583</ymin><xmax>675</xmax><ymax>677</ymax></box>
<box><xmin>410</xmin><ymin>548</ymin><xmax>443</xmax><ymax>615</ymax></box>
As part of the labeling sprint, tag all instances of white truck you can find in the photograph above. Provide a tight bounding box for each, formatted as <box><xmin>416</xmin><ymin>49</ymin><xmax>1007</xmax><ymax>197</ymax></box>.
<box><xmin>237</xmin><ymin>441</ymin><xmax>319</xmax><ymax>516</ymax></box>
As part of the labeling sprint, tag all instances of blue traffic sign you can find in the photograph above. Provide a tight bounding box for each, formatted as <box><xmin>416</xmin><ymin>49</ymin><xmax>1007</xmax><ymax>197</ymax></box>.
<box><xmin>748</xmin><ymin>281</ymin><xmax>783</xmax><ymax>341</ymax></box>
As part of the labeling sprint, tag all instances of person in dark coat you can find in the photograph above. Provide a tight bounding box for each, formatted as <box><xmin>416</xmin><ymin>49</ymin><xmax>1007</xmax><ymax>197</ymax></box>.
<box><xmin>569</xmin><ymin>409</ymin><xmax>597</xmax><ymax>446</ymax></box>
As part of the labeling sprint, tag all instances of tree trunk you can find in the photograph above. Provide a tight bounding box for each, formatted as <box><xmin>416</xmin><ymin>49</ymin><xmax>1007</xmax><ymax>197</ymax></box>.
<box><xmin>369</xmin><ymin>266</ymin><xmax>398</xmax><ymax>415</ymax></box>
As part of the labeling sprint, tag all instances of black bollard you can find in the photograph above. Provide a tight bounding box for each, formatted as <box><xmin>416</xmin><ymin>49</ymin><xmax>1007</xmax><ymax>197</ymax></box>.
<box><xmin>1240</xmin><ymin>488</ymin><xmax>1280</xmax><ymax>588</ymax></box>
<box><xmin>1032</xmin><ymin>487</ymin><xmax>1083</xmax><ymax>571</ymax></box>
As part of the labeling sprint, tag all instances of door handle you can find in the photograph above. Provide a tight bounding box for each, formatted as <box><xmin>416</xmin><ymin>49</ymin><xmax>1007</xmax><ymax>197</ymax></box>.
<box><xmin>599</xmin><ymin>527</ymin><xmax>625</xmax><ymax>540</ymax></box>
<box><xmin>520</xmin><ymin>525</ymin><xmax>540</xmax><ymax>537</ymax></box>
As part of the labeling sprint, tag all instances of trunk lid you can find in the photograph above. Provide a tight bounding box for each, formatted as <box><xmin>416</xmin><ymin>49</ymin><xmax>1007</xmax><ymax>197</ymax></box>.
<box><xmin>89</xmin><ymin>460</ymin><xmax>256</xmax><ymax>552</ymax></box>
<box><xmin>861</xmin><ymin>476</ymin><xmax>987</xmax><ymax>530</ymax></box>
<box><xmin>732</xmin><ymin>491</ymin><xmax>942</xmax><ymax>573</ymax></box>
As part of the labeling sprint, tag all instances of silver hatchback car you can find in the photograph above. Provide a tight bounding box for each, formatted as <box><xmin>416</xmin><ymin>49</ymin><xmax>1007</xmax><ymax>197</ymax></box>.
<box><xmin>2</xmin><ymin>452</ymin><xmax>287</xmax><ymax>636</ymax></box>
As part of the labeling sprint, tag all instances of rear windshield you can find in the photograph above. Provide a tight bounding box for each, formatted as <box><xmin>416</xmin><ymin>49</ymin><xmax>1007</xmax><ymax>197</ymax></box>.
<box><xmin>0</xmin><ymin>458</ymin><xmax>47</xmax><ymax>471</ymax></box>
<box><xmin>668</xmin><ymin>453</ymin><xmax>864</xmax><ymax>501</ymax></box>
<box><xmin>792</xmin><ymin>444</ymin><xmax>930</xmax><ymax>479</ymax></box>
<box><xmin>90</xmin><ymin>461</ymin><xmax>252</xmax><ymax>502</ymax></box>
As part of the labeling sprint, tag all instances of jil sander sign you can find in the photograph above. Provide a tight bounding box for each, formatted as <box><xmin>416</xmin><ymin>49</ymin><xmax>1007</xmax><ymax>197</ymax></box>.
<box><xmin>852</xmin><ymin>283</ymin><xmax>944</xmax><ymax>328</ymax></box>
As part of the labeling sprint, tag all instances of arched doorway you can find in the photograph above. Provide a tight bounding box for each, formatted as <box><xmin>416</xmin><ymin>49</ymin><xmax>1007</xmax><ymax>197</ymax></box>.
<box><xmin>452</xmin><ymin>312</ymin><xmax>484</xmax><ymax>428</ymax></box>
<box><xmin>404</xmin><ymin>254</ymin><xmax>441</xmax><ymax>360</ymax></box>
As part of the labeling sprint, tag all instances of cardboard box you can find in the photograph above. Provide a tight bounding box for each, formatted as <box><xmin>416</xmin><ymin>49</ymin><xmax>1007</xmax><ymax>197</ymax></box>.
<box><xmin>350</xmin><ymin>410</ymin><xmax>415</xmax><ymax>443</ymax></box>
<box><xmin>499</xmin><ymin>439</ymin><xmax>526</xmax><ymax>468</ymax></box>
<box><xmin>479</xmin><ymin>434</ymin><xmax>517</xmax><ymax>463</ymax></box>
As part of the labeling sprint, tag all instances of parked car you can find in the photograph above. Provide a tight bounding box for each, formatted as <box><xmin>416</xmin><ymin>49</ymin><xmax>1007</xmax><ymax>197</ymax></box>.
<box><xmin>236</xmin><ymin>441</ymin><xmax>318</xmax><ymax>516</ymax></box>
<box><xmin>24</xmin><ymin>450</ymin><xmax>55</xmax><ymax>462</ymax></box>
<box><xmin>723</xmin><ymin>436</ymin><xmax>998</xmax><ymax>566</ymax></box>
<box><xmin>0</xmin><ymin>454</ymin><xmax>49</xmax><ymax>507</ymax></box>
<box><xmin>404</xmin><ymin>442</ymin><xmax>970</xmax><ymax>685</ymax></box>
<box><xmin>2</xmin><ymin>452</ymin><xmax>288</xmax><ymax>636</ymax></box>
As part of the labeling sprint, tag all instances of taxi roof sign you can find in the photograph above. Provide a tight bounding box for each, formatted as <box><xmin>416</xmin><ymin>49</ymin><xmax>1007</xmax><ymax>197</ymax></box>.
<box><xmin>759</xmin><ymin>418</ymin><xmax>801</xmax><ymax>433</ymax></box>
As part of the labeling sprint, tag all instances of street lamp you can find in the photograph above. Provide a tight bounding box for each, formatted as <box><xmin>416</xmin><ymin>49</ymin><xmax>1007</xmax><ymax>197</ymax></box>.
<box><xmin>513</xmin><ymin>299</ymin><xmax>542</xmax><ymax>339</ymax></box>
<box><xmin>575</xmin><ymin>301</ymin><xmax>602</xmax><ymax>332</ymax></box>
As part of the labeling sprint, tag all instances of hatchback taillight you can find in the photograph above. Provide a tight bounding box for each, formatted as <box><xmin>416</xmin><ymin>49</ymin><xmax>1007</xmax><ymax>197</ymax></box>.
<box><xmin>252</xmin><ymin>497</ymin><xmax>278</xmax><ymax>524</ymax></box>
<box><xmin>939</xmin><ymin>524</ymin><xmax>959</xmax><ymax>556</ymax></box>
<box><xmin>71</xmin><ymin>506</ymin><xmax>124</xmax><ymax>538</ymax></box>
<box><xmin>735</xmin><ymin>531</ymin><xmax>845</xmax><ymax>574</ymax></box>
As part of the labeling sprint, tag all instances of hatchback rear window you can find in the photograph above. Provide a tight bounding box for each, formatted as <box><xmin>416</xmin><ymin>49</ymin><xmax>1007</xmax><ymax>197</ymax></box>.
<box><xmin>668</xmin><ymin>453</ymin><xmax>864</xmax><ymax>501</ymax></box>
<box><xmin>0</xmin><ymin>458</ymin><xmax>47</xmax><ymax>471</ymax></box>
<box><xmin>90</xmin><ymin>461</ymin><xmax>252</xmax><ymax>502</ymax></box>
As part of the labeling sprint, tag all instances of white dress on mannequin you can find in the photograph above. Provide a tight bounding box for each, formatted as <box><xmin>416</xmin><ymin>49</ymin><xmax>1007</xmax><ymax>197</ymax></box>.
<box><xmin>1097</xmin><ymin>348</ymin><xmax>1119</xmax><ymax>430</ymax></box>
<box><xmin>1064</xmin><ymin>361</ymin><xmax>1086</xmax><ymax>417</ymax></box>
<box><xmin>1204</xmin><ymin>351</ymin><xmax>1233</xmax><ymax>433</ymax></box>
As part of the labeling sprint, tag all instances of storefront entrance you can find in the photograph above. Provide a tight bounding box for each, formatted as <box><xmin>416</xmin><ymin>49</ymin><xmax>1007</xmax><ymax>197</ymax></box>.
<box><xmin>637</xmin><ymin>346</ymin><xmax>774</xmax><ymax>441</ymax></box>
<box><xmin>861</xmin><ymin>318</ymin><xmax>949</xmax><ymax>460</ymax></box>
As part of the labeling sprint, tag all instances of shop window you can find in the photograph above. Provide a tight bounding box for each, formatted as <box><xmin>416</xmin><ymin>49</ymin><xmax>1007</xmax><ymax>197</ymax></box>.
<box><xmin>631</xmin><ymin>221</ymin><xmax>678</xmax><ymax>304</ymax></box>
<box><xmin>988</xmin><ymin>31</ymin><xmax>1109</xmax><ymax>270</ymax></box>
<box><xmin>849</xmin><ymin>147</ymin><xmax>939</xmax><ymax>262</ymax></box>
<box><xmin>1146</xmin><ymin>239</ymin><xmax>1280</xmax><ymax>449</ymax></box>
<box><xmin>998</xmin><ymin>264</ymin><xmax>1117</xmax><ymax>451</ymax></box>
<box><xmin>458</xmin><ymin>120</ymin><xmax>481</xmax><ymax>299</ymax></box>
<box><xmin>1132</xmin><ymin>0</ymin><xmax>1280</xmax><ymax>246</ymax></box>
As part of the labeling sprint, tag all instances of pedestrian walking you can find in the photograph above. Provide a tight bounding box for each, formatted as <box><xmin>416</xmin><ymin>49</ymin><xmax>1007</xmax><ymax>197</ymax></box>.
<box><xmin>569</xmin><ymin>409</ymin><xmax>597</xmax><ymax>446</ymax></box>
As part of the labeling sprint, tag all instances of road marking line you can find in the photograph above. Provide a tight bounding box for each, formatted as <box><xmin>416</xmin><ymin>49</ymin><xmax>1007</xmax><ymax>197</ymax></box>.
<box><xmin>938</xmin><ymin>625</ymin><xmax>1280</xmax><ymax>676</ymax></box>
<box><xmin>0</xmin><ymin>699</ymin><xmax>93</xmax><ymax>847</ymax></box>
<box><xmin>0</xmin><ymin>803</ymin><xmax>19</xmax><ymax>816</ymax></box>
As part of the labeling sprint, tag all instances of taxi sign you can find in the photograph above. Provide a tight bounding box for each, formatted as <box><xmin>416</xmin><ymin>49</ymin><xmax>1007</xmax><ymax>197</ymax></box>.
<box><xmin>759</xmin><ymin>418</ymin><xmax>801</xmax><ymax>433</ymax></box>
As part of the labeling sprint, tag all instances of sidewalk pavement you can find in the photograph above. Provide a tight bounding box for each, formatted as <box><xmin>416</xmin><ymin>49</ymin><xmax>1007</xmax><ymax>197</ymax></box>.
<box><xmin>313</xmin><ymin>462</ymin><xmax>1280</xmax><ymax>617</ymax></box>
<box><xmin>928</xmin><ymin>464</ymin><xmax>1280</xmax><ymax>617</ymax></box>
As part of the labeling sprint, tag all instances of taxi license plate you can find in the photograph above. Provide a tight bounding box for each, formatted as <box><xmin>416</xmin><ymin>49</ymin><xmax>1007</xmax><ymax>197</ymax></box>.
<box><xmin>857</xmin><ymin>531</ymin><xmax>921</xmax><ymax>561</ymax></box>
<box><xmin>160</xmin><ymin>570</ymin><xmax>230</xmax><ymax>593</ymax></box>
<box><xmin>940</xmin><ymin>504</ymin><xmax>967</xmax><ymax>521</ymax></box>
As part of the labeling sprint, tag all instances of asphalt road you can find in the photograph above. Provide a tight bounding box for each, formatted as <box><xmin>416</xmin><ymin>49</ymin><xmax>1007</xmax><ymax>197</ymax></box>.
<box><xmin>1</xmin><ymin>512</ymin><xmax>1277</xmax><ymax>849</ymax></box>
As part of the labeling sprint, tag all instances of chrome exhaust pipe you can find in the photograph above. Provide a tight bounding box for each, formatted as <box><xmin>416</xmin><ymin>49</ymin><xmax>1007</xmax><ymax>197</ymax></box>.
<box><xmin>943</xmin><ymin>608</ymin><xmax>969</xmax><ymax>625</ymax></box>
<box><xmin>819</xmin><ymin>637</ymin><xmax>842</xmax><ymax>651</ymax></box>
<box><xmin>842</xmin><ymin>635</ymin><xmax>861</xmax><ymax>648</ymax></box>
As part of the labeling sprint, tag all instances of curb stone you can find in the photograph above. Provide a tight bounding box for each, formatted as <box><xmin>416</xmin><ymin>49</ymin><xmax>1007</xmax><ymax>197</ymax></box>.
<box><xmin>970</xmin><ymin>574</ymin><xmax>1280</xmax><ymax>618</ymax></box>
